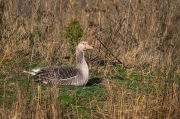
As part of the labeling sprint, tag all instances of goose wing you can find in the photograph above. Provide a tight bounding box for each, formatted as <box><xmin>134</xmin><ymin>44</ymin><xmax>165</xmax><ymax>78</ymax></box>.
<box><xmin>32</xmin><ymin>65</ymin><xmax>79</xmax><ymax>83</ymax></box>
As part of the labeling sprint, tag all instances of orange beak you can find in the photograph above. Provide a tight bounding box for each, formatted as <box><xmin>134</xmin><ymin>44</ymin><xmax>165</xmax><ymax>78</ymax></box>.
<box><xmin>85</xmin><ymin>44</ymin><xmax>93</xmax><ymax>50</ymax></box>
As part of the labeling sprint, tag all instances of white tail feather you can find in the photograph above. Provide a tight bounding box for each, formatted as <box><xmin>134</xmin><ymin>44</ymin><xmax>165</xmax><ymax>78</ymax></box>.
<box><xmin>23</xmin><ymin>67</ymin><xmax>46</xmax><ymax>75</ymax></box>
<box><xmin>23</xmin><ymin>71</ymin><xmax>36</xmax><ymax>75</ymax></box>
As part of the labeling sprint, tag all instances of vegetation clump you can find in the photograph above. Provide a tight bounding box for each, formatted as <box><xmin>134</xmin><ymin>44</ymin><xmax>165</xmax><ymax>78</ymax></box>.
<box><xmin>63</xmin><ymin>18</ymin><xmax>84</xmax><ymax>54</ymax></box>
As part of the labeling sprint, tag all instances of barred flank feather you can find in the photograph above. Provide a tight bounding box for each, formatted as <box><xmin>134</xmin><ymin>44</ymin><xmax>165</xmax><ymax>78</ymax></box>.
<box><xmin>33</xmin><ymin>66</ymin><xmax>80</xmax><ymax>85</ymax></box>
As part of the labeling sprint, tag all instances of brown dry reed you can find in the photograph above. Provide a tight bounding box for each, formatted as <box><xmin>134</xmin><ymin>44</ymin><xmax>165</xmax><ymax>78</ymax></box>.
<box><xmin>0</xmin><ymin>0</ymin><xmax>180</xmax><ymax>118</ymax></box>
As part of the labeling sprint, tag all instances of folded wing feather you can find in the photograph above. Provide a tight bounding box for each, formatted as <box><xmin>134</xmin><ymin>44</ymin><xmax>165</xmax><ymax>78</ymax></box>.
<box><xmin>33</xmin><ymin>65</ymin><xmax>79</xmax><ymax>84</ymax></box>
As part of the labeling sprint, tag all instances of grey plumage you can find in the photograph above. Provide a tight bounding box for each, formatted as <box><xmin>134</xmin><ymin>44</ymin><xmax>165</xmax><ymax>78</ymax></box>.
<box><xmin>24</xmin><ymin>41</ymin><xmax>93</xmax><ymax>86</ymax></box>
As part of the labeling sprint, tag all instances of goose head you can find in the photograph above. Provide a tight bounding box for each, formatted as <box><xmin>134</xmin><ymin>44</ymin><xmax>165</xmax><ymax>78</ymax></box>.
<box><xmin>77</xmin><ymin>41</ymin><xmax>93</xmax><ymax>51</ymax></box>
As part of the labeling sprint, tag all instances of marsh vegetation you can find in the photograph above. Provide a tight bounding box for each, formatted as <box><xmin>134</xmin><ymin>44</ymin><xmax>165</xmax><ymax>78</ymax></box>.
<box><xmin>0</xmin><ymin>0</ymin><xmax>180</xmax><ymax>118</ymax></box>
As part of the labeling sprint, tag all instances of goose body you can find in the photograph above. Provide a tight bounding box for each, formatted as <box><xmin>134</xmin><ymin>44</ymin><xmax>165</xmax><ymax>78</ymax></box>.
<box><xmin>24</xmin><ymin>41</ymin><xmax>93</xmax><ymax>86</ymax></box>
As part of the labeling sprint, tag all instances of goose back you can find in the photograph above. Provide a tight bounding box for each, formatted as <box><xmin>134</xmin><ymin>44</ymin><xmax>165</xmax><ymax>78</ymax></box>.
<box><xmin>33</xmin><ymin>65</ymin><xmax>84</xmax><ymax>86</ymax></box>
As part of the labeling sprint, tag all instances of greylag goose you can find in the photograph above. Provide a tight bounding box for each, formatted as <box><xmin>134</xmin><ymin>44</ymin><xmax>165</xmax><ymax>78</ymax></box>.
<box><xmin>24</xmin><ymin>41</ymin><xmax>93</xmax><ymax>86</ymax></box>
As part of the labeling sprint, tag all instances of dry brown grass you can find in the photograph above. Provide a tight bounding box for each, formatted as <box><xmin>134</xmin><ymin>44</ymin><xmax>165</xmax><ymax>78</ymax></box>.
<box><xmin>0</xmin><ymin>0</ymin><xmax>180</xmax><ymax>118</ymax></box>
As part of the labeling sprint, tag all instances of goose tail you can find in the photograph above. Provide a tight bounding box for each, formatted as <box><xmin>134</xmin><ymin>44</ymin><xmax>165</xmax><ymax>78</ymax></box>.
<box><xmin>23</xmin><ymin>70</ymin><xmax>47</xmax><ymax>83</ymax></box>
<box><xmin>23</xmin><ymin>71</ymin><xmax>36</xmax><ymax>75</ymax></box>
<box><xmin>23</xmin><ymin>67</ymin><xmax>46</xmax><ymax>75</ymax></box>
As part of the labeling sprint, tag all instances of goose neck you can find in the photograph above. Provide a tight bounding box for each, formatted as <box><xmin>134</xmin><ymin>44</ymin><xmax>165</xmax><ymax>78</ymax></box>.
<box><xmin>76</xmin><ymin>49</ymin><xmax>86</xmax><ymax>66</ymax></box>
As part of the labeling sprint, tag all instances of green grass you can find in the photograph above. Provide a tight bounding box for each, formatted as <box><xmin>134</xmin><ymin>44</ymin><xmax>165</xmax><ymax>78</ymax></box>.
<box><xmin>0</xmin><ymin>72</ymin><xmax>6</xmax><ymax>80</ymax></box>
<box><xmin>0</xmin><ymin>63</ymin><xmax>179</xmax><ymax>118</ymax></box>
<box><xmin>0</xmin><ymin>87</ymin><xmax>17</xmax><ymax>108</ymax></box>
